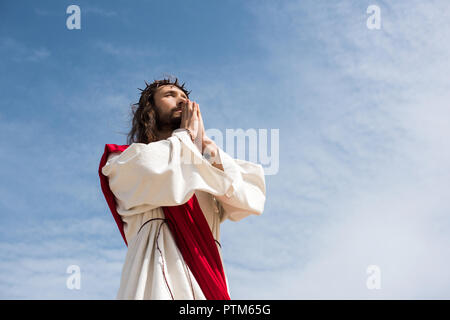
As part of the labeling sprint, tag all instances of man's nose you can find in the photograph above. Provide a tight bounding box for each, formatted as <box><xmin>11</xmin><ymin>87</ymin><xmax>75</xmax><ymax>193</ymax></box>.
<box><xmin>178</xmin><ymin>98</ymin><xmax>188</xmax><ymax>106</ymax></box>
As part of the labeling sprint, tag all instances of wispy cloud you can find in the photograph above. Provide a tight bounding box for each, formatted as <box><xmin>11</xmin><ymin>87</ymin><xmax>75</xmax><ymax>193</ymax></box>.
<box><xmin>218</xmin><ymin>0</ymin><xmax>450</xmax><ymax>299</ymax></box>
<box><xmin>0</xmin><ymin>217</ymin><xmax>125</xmax><ymax>299</ymax></box>
<box><xmin>2</xmin><ymin>0</ymin><xmax>449</xmax><ymax>299</ymax></box>
<box><xmin>0</xmin><ymin>37</ymin><xmax>50</xmax><ymax>62</ymax></box>
<box><xmin>93</xmin><ymin>40</ymin><xmax>164</xmax><ymax>59</ymax></box>
<box><xmin>84</xmin><ymin>6</ymin><xmax>118</xmax><ymax>18</ymax></box>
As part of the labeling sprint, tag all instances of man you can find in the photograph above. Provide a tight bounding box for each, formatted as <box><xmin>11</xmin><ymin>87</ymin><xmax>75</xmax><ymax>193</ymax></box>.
<box><xmin>99</xmin><ymin>77</ymin><xmax>266</xmax><ymax>299</ymax></box>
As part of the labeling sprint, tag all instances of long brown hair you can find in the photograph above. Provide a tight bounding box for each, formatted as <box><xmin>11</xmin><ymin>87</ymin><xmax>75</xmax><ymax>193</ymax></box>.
<box><xmin>126</xmin><ymin>76</ymin><xmax>191</xmax><ymax>145</ymax></box>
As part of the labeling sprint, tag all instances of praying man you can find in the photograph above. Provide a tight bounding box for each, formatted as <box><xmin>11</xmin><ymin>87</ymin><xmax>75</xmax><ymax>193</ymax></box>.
<box><xmin>98</xmin><ymin>77</ymin><xmax>266</xmax><ymax>300</ymax></box>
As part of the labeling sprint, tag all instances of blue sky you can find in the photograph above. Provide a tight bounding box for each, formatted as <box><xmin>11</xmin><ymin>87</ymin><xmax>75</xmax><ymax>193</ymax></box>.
<box><xmin>1</xmin><ymin>0</ymin><xmax>450</xmax><ymax>299</ymax></box>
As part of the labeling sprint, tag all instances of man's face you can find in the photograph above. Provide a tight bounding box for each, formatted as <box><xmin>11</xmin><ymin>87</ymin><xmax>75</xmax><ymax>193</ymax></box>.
<box><xmin>153</xmin><ymin>85</ymin><xmax>188</xmax><ymax>131</ymax></box>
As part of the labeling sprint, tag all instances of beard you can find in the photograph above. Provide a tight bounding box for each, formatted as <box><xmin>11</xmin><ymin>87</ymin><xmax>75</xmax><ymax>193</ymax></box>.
<box><xmin>155</xmin><ymin>108</ymin><xmax>182</xmax><ymax>131</ymax></box>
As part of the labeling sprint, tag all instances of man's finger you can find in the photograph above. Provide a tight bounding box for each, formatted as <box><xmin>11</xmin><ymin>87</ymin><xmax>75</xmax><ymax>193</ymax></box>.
<box><xmin>197</xmin><ymin>103</ymin><xmax>203</xmax><ymax>123</ymax></box>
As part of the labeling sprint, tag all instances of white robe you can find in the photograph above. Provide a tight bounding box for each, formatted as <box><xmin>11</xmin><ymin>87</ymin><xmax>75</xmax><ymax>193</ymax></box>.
<box><xmin>101</xmin><ymin>129</ymin><xmax>266</xmax><ymax>299</ymax></box>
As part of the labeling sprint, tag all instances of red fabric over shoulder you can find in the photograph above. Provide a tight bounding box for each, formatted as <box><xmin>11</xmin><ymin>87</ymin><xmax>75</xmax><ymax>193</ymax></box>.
<box><xmin>98</xmin><ymin>144</ymin><xmax>129</xmax><ymax>245</ymax></box>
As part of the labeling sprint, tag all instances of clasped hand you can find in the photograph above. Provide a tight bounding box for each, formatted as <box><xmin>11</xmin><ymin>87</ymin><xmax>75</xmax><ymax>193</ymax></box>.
<box><xmin>180</xmin><ymin>99</ymin><xmax>220</xmax><ymax>164</ymax></box>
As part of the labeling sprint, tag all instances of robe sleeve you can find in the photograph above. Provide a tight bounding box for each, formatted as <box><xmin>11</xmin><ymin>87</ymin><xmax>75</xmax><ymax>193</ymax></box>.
<box><xmin>101</xmin><ymin>129</ymin><xmax>235</xmax><ymax>216</ymax></box>
<box><xmin>212</xmin><ymin>146</ymin><xmax>267</xmax><ymax>222</ymax></box>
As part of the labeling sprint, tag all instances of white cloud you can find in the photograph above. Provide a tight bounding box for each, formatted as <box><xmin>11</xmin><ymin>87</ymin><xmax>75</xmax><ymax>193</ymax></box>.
<box><xmin>84</xmin><ymin>7</ymin><xmax>118</xmax><ymax>17</ymax></box>
<box><xmin>93</xmin><ymin>41</ymin><xmax>165</xmax><ymax>59</ymax></box>
<box><xmin>220</xmin><ymin>0</ymin><xmax>450</xmax><ymax>299</ymax></box>
<box><xmin>0</xmin><ymin>217</ymin><xmax>126</xmax><ymax>299</ymax></box>
<box><xmin>2</xmin><ymin>0</ymin><xmax>450</xmax><ymax>300</ymax></box>
<box><xmin>0</xmin><ymin>37</ymin><xmax>50</xmax><ymax>62</ymax></box>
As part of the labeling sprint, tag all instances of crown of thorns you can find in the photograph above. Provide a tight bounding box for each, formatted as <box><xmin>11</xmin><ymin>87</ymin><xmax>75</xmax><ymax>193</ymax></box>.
<box><xmin>137</xmin><ymin>77</ymin><xmax>191</xmax><ymax>102</ymax></box>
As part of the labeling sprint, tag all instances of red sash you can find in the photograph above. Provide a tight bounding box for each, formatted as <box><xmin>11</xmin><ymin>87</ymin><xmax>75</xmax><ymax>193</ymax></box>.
<box><xmin>98</xmin><ymin>144</ymin><xmax>230</xmax><ymax>300</ymax></box>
